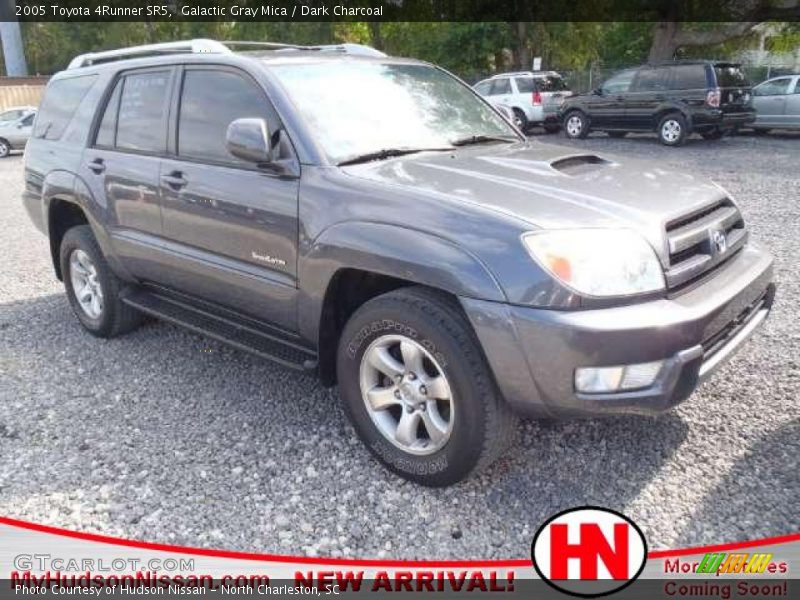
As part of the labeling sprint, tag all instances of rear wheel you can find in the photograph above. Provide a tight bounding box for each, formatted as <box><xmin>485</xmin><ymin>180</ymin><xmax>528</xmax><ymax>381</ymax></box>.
<box><xmin>512</xmin><ymin>108</ymin><xmax>529</xmax><ymax>132</ymax></box>
<box><xmin>336</xmin><ymin>287</ymin><xmax>516</xmax><ymax>486</ymax></box>
<box><xmin>564</xmin><ymin>111</ymin><xmax>589</xmax><ymax>139</ymax></box>
<box><xmin>657</xmin><ymin>113</ymin><xmax>687</xmax><ymax>146</ymax></box>
<box><xmin>0</xmin><ymin>139</ymin><xmax>10</xmax><ymax>158</ymax></box>
<box><xmin>60</xmin><ymin>225</ymin><xmax>142</xmax><ymax>338</ymax></box>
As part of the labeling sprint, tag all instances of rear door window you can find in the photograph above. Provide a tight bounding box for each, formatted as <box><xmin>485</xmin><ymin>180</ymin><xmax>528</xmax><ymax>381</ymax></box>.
<box><xmin>489</xmin><ymin>78</ymin><xmax>511</xmax><ymax>95</ymax></box>
<box><xmin>670</xmin><ymin>65</ymin><xmax>709</xmax><ymax>90</ymax></box>
<box><xmin>116</xmin><ymin>70</ymin><xmax>172</xmax><ymax>153</ymax></box>
<box><xmin>33</xmin><ymin>75</ymin><xmax>97</xmax><ymax>140</ymax></box>
<box><xmin>715</xmin><ymin>65</ymin><xmax>749</xmax><ymax>88</ymax></box>
<box><xmin>514</xmin><ymin>77</ymin><xmax>537</xmax><ymax>93</ymax></box>
<box><xmin>632</xmin><ymin>67</ymin><xmax>670</xmax><ymax>92</ymax></box>
<box><xmin>755</xmin><ymin>78</ymin><xmax>792</xmax><ymax>96</ymax></box>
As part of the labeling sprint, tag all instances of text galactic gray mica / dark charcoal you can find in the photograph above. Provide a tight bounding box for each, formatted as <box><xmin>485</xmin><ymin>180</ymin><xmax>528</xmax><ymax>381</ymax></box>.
<box><xmin>22</xmin><ymin>42</ymin><xmax>774</xmax><ymax>484</ymax></box>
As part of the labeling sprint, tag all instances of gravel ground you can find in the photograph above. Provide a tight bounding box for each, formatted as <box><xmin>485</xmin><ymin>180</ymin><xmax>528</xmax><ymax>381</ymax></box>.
<box><xmin>0</xmin><ymin>131</ymin><xmax>798</xmax><ymax>560</ymax></box>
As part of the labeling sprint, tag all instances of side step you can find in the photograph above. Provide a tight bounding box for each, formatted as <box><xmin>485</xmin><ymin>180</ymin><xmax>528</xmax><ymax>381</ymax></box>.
<box><xmin>121</xmin><ymin>289</ymin><xmax>318</xmax><ymax>371</ymax></box>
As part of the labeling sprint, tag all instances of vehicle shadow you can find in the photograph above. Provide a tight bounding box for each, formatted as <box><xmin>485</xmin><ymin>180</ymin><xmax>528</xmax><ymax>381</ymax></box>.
<box><xmin>674</xmin><ymin>418</ymin><xmax>799</xmax><ymax>547</ymax></box>
<box><xmin>0</xmin><ymin>292</ymin><xmax>688</xmax><ymax>556</ymax></box>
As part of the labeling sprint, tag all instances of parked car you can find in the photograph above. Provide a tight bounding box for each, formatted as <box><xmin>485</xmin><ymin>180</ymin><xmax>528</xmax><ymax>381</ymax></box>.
<box><xmin>0</xmin><ymin>107</ymin><xmax>36</xmax><ymax>157</ymax></box>
<box><xmin>559</xmin><ymin>61</ymin><xmax>755</xmax><ymax>145</ymax></box>
<box><xmin>751</xmin><ymin>74</ymin><xmax>800</xmax><ymax>133</ymax></box>
<box><xmin>474</xmin><ymin>71</ymin><xmax>571</xmax><ymax>132</ymax></box>
<box><xmin>23</xmin><ymin>40</ymin><xmax>774</xmax><ymax>486</ymax></box>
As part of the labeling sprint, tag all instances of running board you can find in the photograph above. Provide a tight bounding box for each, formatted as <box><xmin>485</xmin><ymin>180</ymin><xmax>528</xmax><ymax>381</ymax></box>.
<box><xmin>121</xmin><ymin>289</ymin><xmax>318</xmax><ymax>371</ymax></box>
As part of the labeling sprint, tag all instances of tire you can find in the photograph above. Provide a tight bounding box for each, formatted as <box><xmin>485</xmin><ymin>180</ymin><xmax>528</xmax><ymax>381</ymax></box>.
<box><xmin>607</xmin><ymin>131</ymin><xmax>627</xmax><ymax>139</ymax></box>
<box><xmin>563</xmin><ymin>110</ymin><xmax>589</xmax><ymax>139</ymax></box>
<box><xmin>543</xmin><ymin>124</ymin><xmax>561</xmax><ymax>134</ymax></box>
<box><xmin>657</xmin><ymin>112</ymin><xmax>688</xmax><ymax>146</ymax></box>
<box><xmin>336</xmin><ymin>287</ymin><xmax>517</xmax><ymax>486</ymax></box>
<box><xmin>0</xmin><ymin>139</ymin><xmax>10</xmax><ymax>158</ymax></box>
<box><xmin>512</xmin><ymin>108</ymin><xmax>529</xmax><ymax>132</ymax></box>
<box><xmin>701</xmin><ymin>128</ymin><xmax>724</xmax><ymax>140</ymax></box>
<box><xmin>60</xmin><ymin>225</ymin><xmax>142</xmax><ymax>338</ymax></box>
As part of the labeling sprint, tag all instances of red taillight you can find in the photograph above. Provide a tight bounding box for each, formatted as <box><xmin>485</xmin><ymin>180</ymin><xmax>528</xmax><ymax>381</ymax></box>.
<box><xmin>532</xmin><ymin>91</ymin><xmax>542</xmax><ymax>106</ymax></box>
<box><xmin>706</xmin><ymin>88</ymin><xmax>721</xmax><ymax>108</ymax></box>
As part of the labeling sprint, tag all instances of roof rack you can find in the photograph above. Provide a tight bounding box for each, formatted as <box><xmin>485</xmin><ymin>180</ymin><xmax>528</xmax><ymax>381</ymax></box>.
<box><xmin>67</xmin><ymin>38</ymin><xmax>386</xmax><ymax>69</ymax></box>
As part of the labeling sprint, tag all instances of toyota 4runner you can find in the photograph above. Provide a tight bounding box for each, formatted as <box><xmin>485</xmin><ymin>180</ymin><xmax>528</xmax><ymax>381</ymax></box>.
<box><xmin>23</xmin><ymin>40</ymin><xmax>775</xmax><ymax>486</ymax></box>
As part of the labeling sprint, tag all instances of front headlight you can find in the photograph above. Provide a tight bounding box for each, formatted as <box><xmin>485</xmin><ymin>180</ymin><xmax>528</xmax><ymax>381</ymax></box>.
<box><xmin>522</xmin><ymin>229</ymin><xmax>665</xmax><ymax>297</ymax></box>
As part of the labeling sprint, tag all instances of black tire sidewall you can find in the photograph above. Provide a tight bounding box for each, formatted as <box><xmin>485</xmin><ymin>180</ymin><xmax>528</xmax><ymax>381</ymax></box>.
<box><xmin>513</xmin><ymin>108</ymin><xmax>529</xmax><ymax>131</ymax></box>
<box><xmin>658</xmin><ymin>113</ymin><xmax>687</xmax><ymax>146</ymax></box>
<box><xmin>60</xmin><ymin>226</ymin><xmax>117</xmax><ymax>336</ymax></box>
<box><xmin>337</xmin><ymin>297</ymin><xmax>489</xmax><ymax>486</ymax></box>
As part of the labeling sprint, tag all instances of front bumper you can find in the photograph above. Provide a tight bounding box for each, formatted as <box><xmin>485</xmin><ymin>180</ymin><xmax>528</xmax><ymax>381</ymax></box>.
<box><xmin>462</xmin><ymin>244</ymin><xmax>774</xmax><ymax>418</ymax></box>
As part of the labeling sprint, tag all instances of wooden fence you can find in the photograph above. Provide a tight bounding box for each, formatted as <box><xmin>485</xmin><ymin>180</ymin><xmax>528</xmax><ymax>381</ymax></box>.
<box><xmin>0</xmin><ymin>76</ymin><xmax>48</xmax><ymax>110</ymax></box>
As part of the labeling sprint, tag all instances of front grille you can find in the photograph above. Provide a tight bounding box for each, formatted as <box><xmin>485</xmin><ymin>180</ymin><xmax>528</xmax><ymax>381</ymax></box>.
<box><xmin>664</xmin><ymin>199</ymin><xmax>747</xmax><ymax>290</ymax></box>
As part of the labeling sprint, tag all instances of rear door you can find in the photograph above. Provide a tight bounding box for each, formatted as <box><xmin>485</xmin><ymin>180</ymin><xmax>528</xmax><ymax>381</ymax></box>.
<box><xmin>81</xmin><ymin>67</ymin><xmax>175</xmax><ymax>282</ymax></box>
<box><xmin>158</xmin><ymin>65</ymin><xmax>300</xmax><ymax>330</ymax></box>
<box><xmin>626</xmin><ymin>66</ymin><xmax>671</xmax><ymax>129</ymax></box>
<box><xmin>752</xmin><ymin>77</ymin><xmax>792</xmax><ymax>126</ymax></box>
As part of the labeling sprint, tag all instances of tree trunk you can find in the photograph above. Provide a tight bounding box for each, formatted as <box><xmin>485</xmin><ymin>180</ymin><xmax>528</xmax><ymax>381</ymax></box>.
<box><xmin>368</xmin><ymin>22</ymin><xmax>383</xmax><ymax>51</ymax></box>
<box><xmin>515</xmin><ymin>22</ymin><xmax>531</xmax><ymax>70</ymax></box>
<box><xmin>648</xmin><ymin>21</ymin><xmax>680</xmax><ymax>62</ymax></box>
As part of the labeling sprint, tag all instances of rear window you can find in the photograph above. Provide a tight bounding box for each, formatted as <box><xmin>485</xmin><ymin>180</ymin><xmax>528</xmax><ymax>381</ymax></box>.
<box><xmin>33</xmin><ymin>75</ymin><xmax>96</xmax><ymax>140</ymax></box>
<box><xmin>536</xmin><ymin>75</ymin><xmax>568</xmax><ymax>92</ymax></box>
<box><xmin>714</xmin><ymin>65</ymin><xmax>749</xmax><ymax>88</ymax></box>
<box><xmin>671</xmin><ymin>65</ymin><xmax>709</xmax><ymax>90</ymax></box>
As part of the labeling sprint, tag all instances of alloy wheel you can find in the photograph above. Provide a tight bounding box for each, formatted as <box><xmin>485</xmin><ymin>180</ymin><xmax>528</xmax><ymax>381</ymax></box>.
<box><xmin>661</xmin><ymin>119</ymin><xmax>681</xmax><ymax>143</ymax></box>
<box><xmin>566</xmin><ymin>115</ymin><xmax>583</xmax><ymax>137</ymax></box>
<box><xmin>359</xmin><ymin>334</ymin><xmax>454</xmax><ymax>456</ymax></box>
<box><xmin>69</xmin><ymin>249</ymin><xmax>104</xmax><ymax>319</ymax></box>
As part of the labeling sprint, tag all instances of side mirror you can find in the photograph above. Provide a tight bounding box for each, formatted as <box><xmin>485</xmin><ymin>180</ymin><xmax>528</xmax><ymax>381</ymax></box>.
<box><xmin>226</xmin><ymin>118</ymin><xmax>271</xmax><ymax>164</ymax></box>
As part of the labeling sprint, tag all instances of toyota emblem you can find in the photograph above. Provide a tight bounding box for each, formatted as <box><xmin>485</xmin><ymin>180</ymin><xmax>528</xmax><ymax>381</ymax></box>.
<box><xmin>712</xmin><ymin>230</ymin><xmax>728</xmax><ymax>254</ymax></box>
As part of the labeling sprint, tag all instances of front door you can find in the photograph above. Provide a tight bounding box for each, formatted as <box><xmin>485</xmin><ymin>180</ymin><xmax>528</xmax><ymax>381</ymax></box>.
<box><xmin>593</xmin><ymin>68</ymin><xmax>637</xmax><ymax>128</ymax></box>
<box><xmin>158</xmin><ymin>66</ymin><xmax>300</xmax><ymax>331</ymax></box>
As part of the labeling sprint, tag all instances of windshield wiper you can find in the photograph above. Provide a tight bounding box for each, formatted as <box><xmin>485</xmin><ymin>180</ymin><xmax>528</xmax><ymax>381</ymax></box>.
<box><xmin>338</xmin><ymin>147</ymin><xmax>452</xmax><ymax>166</ymax></box>
<box><xmin>450</xmin><ymin>134</ymin><xmax>519</xmax><ymax>147</ymax></box>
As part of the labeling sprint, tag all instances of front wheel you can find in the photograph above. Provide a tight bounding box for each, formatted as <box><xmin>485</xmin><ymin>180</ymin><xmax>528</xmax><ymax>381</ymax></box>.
<box><xmin>0</xmin><ymin>139</ymin><xmax>10</xmax><ymax>158</ymax></box>
<box><xmin>336</xmin><ymin>287</ymin><xmax>516</xmax><ymax>486</ymax></box>
<box><xmin>658</xmin><ymin>113</ymin><xmax>688</xmax><ymax>146</ymax></box>
<box><xmin>563</xmin><ymin>111</ymin><xmax>589</xmax><ymax>139</ymax></box>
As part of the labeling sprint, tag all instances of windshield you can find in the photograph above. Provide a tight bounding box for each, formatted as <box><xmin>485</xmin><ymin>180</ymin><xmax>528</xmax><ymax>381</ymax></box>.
<box><xmin>271</xmin><ymin>62</ymin><xmax>519</xmax><ymax>164</ymax></box>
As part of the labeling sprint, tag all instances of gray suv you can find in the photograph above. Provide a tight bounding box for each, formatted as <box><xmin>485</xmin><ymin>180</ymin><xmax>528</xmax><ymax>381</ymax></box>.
<box><xmin>23</xmin><ymin>40</ymin><xmax>775</xmax><ymax>486</ymax></box>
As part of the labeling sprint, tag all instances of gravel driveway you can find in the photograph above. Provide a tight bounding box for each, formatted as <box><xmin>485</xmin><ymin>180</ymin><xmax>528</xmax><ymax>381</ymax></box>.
<box><xmin>1</xmin><ymin>131</ymin><xmax>797</xmax><ymax>559</ymax></box>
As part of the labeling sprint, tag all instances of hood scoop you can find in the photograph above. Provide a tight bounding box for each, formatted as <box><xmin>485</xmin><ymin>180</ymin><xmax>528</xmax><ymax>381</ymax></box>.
<box><xmin>549</xmin><ymin>154</ymin><xmax>613</xmax><ymax>176</ymax></box>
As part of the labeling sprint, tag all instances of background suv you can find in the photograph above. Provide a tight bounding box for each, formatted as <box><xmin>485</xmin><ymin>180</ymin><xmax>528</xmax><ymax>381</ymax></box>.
<box><xmin>23</xmin><ymin>40</ymin><xmax>773</xmax><ymax>486</ymax></box>
<box><xmin>559</xmin><ymin>61</ymin><xmax>755</xmax><ymax>145</ymax></box>
<box><xmin>474</xmin><ymin>70</ymin><xmax>571</xmax><ymax>132</ymax></box>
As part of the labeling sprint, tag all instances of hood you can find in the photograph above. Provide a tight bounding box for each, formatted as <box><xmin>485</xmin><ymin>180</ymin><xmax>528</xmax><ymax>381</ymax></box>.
<box><xmin>341</xmin><ymin>141</ymin><xmax>728</xmax><ymax>261</ymax></box>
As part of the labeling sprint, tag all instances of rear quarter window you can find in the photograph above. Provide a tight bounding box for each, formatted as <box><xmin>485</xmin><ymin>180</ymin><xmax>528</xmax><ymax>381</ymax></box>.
<box><xmin>670</xmin><ymin>65</ymin><xmax>709</xmax><ymax>90</ymax></box>
<box><xmin>33</xmin><ymin>75</ymin><xmax>97</xmax><ymax>140</ymax></box>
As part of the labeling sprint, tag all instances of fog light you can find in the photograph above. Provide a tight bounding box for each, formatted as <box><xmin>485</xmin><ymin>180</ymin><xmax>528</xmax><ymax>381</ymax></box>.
<box><xmin>575</xmin><ymin>361</ymin><xmax>663</xmax><ymax>394</ymax></box>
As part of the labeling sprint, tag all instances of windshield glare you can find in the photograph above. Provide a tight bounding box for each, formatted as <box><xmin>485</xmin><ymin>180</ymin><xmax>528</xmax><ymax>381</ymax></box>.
<box><xmin>271</xmin><ymin>62</ymin><xmax>518</xmax><ymax>164</ymax></box>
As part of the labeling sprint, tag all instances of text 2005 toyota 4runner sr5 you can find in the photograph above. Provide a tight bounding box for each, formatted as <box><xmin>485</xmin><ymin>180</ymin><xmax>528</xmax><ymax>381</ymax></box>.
<box><xmin>23</xmin><ymin>40</ymin><xmax>775</xmax><ymax>486</ymax></box>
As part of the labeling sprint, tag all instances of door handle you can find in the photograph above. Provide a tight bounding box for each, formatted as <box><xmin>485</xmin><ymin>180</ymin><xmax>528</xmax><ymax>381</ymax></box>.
<box><xmin>87</xmin><ymin>158</ymin><xmax>105</xmax><ymax>174</ymax></box>
<box><xmin>161</xmin><ymin>171</ymin><xmax>187</xmax><ymax>189</ymax></box>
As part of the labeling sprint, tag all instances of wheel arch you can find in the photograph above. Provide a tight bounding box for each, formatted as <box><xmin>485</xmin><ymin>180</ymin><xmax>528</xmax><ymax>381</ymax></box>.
<box><xmin>654</xmin><ymin>104</ymin><xmax>692</xmax><ymax>131</ymax></box>
<box><xmin>298</xmin><ymin>222</ymin><xmax>506</xmax><ymax>386</ymax></box>
<box><xmin>47</xmin><ymin>196</ymin><xmax>90</xmax><ymax>280</ymax></box>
